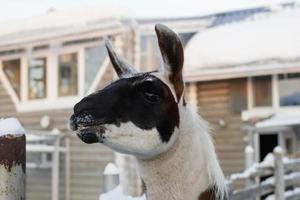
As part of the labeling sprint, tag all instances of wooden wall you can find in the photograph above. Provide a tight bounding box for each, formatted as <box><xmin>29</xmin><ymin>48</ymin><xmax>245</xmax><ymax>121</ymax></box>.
<box><xmin>194</xmin><ymin>79</ymin><xmax>247</xmax><ymax>176</ymax></box>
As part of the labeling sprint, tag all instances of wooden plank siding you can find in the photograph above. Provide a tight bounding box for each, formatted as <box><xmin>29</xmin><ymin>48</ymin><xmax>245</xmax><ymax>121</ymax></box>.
<box><xmin>195</xmin><ymin>79</ymin><xmax>247</xmax><ymax>176</ymax></box>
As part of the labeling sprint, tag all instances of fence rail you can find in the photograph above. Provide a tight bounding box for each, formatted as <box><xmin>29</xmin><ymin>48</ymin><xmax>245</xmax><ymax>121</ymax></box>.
<box><xmin>228</xmin><ymin>146</ymin><xmax>300</xmax><ymax>200</ymax></box>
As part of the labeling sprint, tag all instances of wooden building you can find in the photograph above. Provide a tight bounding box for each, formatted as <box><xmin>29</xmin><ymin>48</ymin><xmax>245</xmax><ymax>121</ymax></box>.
<box><xmin>0</xmin><ymin>1</ymin><xmax>299</xmax><ymax>199</ymax></box>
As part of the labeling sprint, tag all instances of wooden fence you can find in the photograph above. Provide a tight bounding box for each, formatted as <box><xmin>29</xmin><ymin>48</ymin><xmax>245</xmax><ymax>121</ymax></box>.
<box><xmin>227</xmin><ymin>146</ymin><xmax>300</xmax><ymax>200</ymax></box>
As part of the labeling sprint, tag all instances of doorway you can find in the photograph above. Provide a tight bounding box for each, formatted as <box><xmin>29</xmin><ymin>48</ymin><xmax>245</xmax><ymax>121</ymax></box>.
<box><xmin>259</xmin><ymin>134</ymin><xmax>278</xmax><ymax>162</ymax></box>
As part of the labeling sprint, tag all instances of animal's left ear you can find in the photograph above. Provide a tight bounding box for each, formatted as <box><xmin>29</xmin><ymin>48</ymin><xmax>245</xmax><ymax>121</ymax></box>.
<box><xmin>155</xmin><ymin>24</ymin><xmax>184</xmax><ymax>102</ymax></box>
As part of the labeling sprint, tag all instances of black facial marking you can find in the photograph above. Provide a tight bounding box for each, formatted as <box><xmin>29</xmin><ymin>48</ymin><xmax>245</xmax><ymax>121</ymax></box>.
<box><xmin>70</xmin><ymin>73</ymin><xmax>179</xmax><ymax>143</ymax></box>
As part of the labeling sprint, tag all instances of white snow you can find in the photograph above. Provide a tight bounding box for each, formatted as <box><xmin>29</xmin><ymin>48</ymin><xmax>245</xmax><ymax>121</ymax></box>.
<box><xmin>245</xmin><ymin>145</ymin><xmax>254</xmax><ymax>153</ymax></box>
<box><xmin>256</xmin><ymin>113</ymin><xmax>300</xmax><ymax>128</ymax></box>
<box><xmin>104</xmin><ymin>163</ymin><xmax>119</xmax><ymax>175</ymax></box>
<box><xmin>185</xmin><ymin>6</ymin><xmax>300</xmax><ymax>70</ymax></box>
<box><xmin>0</xmin><ymin>118</ymin><xmax>26</xmax><ymax>136</ymax></box>
<box><xmin>230</xmin><ymin>153</ymin><xmax>274</xmax><ymax>180</ymax></box>
<box><xmin>266</xmin><ymin>187</ymin><xmax>300</xmax><ymax>200</ymax></box>
<box><xmin>100</xmin><ymin>185</ymin><xmax>146</xmax><ymax>200</ymax></box>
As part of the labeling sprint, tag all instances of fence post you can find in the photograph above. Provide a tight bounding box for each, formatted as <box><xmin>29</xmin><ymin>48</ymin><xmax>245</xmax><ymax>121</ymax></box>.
<box><xmin>245</xmin><ymin>145</ymin><xmax>255</xmax><ymax>169</ymax></box>
<box><xmin>0</xmin><ymin>118</ymin><xmax>26</xmax><ymax>200</ymax></box>
<box><xmin>274</xmin><ymin>146</ymin><xmax>284</xmax><ymax>200</ymax></box>
<box><xmin>102</xmin><ymin>163</ymin><xmax>120</xmax><ymax>193</ymax></box>
<box><xmin>245</xmin><ymin>145</ymin><xmax>255</xmax><ymax>187</ymax></box>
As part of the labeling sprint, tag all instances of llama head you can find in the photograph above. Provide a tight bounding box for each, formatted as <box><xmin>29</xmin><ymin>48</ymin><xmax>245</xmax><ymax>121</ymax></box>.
<box><xmin>70</xmin><ymin>24</ymin><xmax>185</xmax><ymax>159</ymax></box>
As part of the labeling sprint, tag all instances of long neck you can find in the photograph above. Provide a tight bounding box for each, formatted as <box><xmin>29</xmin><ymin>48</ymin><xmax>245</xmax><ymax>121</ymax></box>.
<box><xmin>137</xmin><ymin>105</ymin><xmax>226</xmax><ymax>200</ymax></box>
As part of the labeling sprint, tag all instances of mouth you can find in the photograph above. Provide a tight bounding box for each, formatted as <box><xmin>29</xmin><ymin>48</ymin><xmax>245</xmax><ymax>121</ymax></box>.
<box><xmin>70</xmin><ymin>114</ymin><xmax>106</xmax><ymax>144</ymax></box>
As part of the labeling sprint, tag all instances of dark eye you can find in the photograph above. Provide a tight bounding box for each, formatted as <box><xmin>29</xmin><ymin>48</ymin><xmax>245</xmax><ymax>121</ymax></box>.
<box><xmin>143</xmin><ymin>92</ymin><xmax>161</xmax><ymax>103</ymax></box>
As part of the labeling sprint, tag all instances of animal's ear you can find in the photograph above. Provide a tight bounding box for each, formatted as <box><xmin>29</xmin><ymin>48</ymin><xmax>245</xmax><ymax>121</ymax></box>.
<box><xmin>105</xmin><ymin>39</ymin><xmax>137</xmax><ymax>78</ymax></box>
<box><xmin>155</xmin><ymin>24</ymin><xmax>184</xmax><ymax>102</ymax></box>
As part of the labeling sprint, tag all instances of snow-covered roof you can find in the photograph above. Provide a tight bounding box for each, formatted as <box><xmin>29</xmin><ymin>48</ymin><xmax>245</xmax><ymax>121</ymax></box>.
<box><xmin>184</xmin><ymin>6</ymin><xmax>300</xmax><ymax>81</ymax></box>
<box><xmin>256</xmin><ymin>113</ymin><xmax>300</xmax><ymax>128</ymax></box>
<box><xmin>0</xmin><ymin>5</ymin><xmax>129</xmax><ymax>47</ymax></box>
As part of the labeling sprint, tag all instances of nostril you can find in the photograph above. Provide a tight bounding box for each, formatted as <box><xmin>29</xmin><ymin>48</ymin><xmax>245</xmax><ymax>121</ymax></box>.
<box><xmin>73</xmin><ymin>96</ymin><xmax>96</xmax><ymax>115</ymax></box>
<box><xmin>69</xmin><ymin>114</ymin><xmax>77</xmax><ymax>131</ymax></box>
<box><xmin>73</xmin><ymin>102</ymin><xmax>81</xmax><ymax>115</ymax></box>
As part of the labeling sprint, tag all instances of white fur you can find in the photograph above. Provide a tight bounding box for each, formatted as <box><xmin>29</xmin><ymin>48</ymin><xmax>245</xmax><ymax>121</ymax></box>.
<box><xmin>102</xmin><ymin>122</ymin><xmax>179</xmax><ymax>159</ymax></box>
<box><xmin>137</xmin><ymin>105</ymin><xmax>227</xmax><ymax>200</ymax></box>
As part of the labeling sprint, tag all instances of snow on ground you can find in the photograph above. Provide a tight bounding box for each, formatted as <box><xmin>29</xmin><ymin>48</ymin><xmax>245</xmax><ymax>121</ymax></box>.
<box><xmin>100</xmin><ymin>185</ymin><xmax>146</xmax><ymax>200</ymax></box>
<box><xmin>0</xmin><ymin>118</ymin><xmax>26</xmax><ymax>136</ymax></box>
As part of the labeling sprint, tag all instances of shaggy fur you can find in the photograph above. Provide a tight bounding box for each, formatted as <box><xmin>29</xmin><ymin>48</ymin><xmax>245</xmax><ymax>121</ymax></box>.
<box><xmin>137</xmin><ymin>105</ymin><xmax>227</xmax><ymax>200</ymax></box>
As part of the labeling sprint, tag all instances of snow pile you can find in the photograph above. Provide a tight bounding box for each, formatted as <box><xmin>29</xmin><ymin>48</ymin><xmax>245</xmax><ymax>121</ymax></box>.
<box><xmin>0</xmin><ymin>118</ymin><xmax>26</xmax><ymax>136</ymax></box>
<box><xmin>256</xmin><ymin>113</ymin><xmax>300</xmax><ymax>128</ymax></box>
<box><xmin>230</xmin><ymin>153</ymin><xmax>274</xmax><ymax>180</ymax></box>
<box><xmin>265</xmin><ymin>187</ymin><xmax>300</xmax><ymax>200</ymax></box>
<box><xmin>100</xmin><ymin>185</ymin><xmax>146</xmax><ymax>200</ymax></box>
<box><xmin>104</xmin><ymin>163</ymin><xmax>119</xmax><ymax>175</ymax></box>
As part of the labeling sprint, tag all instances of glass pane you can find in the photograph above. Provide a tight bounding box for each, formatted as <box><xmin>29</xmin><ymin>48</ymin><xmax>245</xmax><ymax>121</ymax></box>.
<box><xmin>3</xmin><ymin>59</ymin><xmax>21</xmax><ymax>98</ymax></box>
<box><xmin>140</xmin><ymin>35</ymin><xmax>162</xmax><ymax>71</ymax></box>
<box><xmin>253</xmin><ymin>76</ymin><xmax>272</xmax><ymax>107</ymax></box>
<box><xmin>58</xmin><ymin>53</ymin><xmax>78</xmax><ymax>96</ymax></box>
<box><xmin>84</xmin><ymin>44</ymin><xmax>106</xmax><ymax>94</ymax></box>
<box><xmin>28</xmin><ymin>58</ymin><xmax>47</xmax><ymax>99</ymax></box>
<box><xmin>230</xmin><ymin>78</ymin><xmax>247</xmax><ymax>113</ymax></box>
<box><xmin>279</xmin><ymin>73</ymin><xmax>300</xmax><ymax>106</ymax></box>
<box><xmin>140</xmin><ymin>32</ymin><xmax>195</xmax><ymax>70</ymax></box>
<box><xmin>178</xmin><ymin>32</ymin><xmax>196</xmax><ymax>47</ymax></box>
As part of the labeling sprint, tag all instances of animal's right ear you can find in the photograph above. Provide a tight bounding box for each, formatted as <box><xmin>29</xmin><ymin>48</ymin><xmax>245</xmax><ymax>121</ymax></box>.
<box><xmin>105</xmin><ymin>39</ymin><xmax>137</xmax><ymax>78</ymax></box>
<box><xmin>155</xmin><ymin>24</ymin><xmax>184</xmax><ymax>102</ymax></box>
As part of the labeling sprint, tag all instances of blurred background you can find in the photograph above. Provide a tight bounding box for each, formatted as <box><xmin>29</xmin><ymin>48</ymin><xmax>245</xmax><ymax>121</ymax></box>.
<box><xmin>0</xmin><ymin>0</ymin><xmax>300</xmax><ymax>199</ymax></box>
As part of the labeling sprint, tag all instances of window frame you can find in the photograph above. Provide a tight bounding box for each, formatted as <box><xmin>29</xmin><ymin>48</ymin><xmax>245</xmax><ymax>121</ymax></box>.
<box><xmin>242</xmin><ymin>73</ymin><xmax>300</xmax><ymax>120</ymax></box>
<box><xmin>0</xmin><ymin>40</ymin><xmax>110</xmax><ymax>112</ymax></box>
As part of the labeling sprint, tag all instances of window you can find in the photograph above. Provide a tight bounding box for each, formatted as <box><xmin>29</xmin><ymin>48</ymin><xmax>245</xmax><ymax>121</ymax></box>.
<box><xmin>230</xmin><ymin>78</ymin><xmax>247</xmax><ymax>113</ymax></box>
<box><xmin>58</xmin><ymin>53</ymin><xmax>78</xmax><ymax>96</ymax></box>
<box><xmin>84</xmin><ymin>44</ymin><xmax>106</xmax><ymax>93</ymax></box>
<box><xmin>140</xmin><ymin>35</ymin><xmax>162</xmax><ymax>71</ymax></box>
<box><xmin>28</xmin><ymin>58</ymin><xmax>47</xmax><ymax>99</ymax></box>
<box><xmin>279</xmin><ymin>73</ymin><xmax>300</xmax><ymax>107</ymax></box>
<box><xmin>3</xmin><ymin>59</ymin><xmax>21</xmax><ymax>98</ymax></box>
<box><xmin>178</xmin><ymin>32</ymin><xmax>196</xmax><ymax>47</ymax></box>
<box><xmin>253</xmin><ymin>76</ymin><xmax>272</xmax><ymax>107</ymax></box>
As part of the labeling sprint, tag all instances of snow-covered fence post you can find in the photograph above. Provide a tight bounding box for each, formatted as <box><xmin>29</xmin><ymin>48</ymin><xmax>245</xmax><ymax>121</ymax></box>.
<box><xmin>245</xmin><ymin>145</ymin><xmax>255</xmax><ymax>189</ymax></box>
<box><xmin>0</xmin><ymin>118</ymin><xmax>26</xmax><ymax>200</ymax></box>
<box><xmin>245</xmin><ymin>145</ymin><xmax>254</xmax><ymax>169</ymax></box>
<box><xmin>274</xmin><ymin>146</ymin><xmax>284</xmax><ymax>200</ymax></box>
<box><xmin>102</xmin><ymin>163</ymin><xmax>120</xmax><ymax>193</ymax></box>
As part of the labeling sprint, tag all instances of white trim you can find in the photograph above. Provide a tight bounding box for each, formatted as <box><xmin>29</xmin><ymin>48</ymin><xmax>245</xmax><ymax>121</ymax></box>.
<box><xmin>247</xmin><ymin>77</ymin><xmax>253</xmax><ymax>110</ymax></box>
<box><xmin>272</xmin><ymin>74</ymin><xmax>280</xmax><ymax>109</ymax></box>
<box><xmin>21</xmin><ymin>55</ymin><xmax>28</xmax><ymax>102</ymax></box>
<box><xmin>242</xmin><ymin>107</ymin><xmax>300</xmax><ymax>121</ymax></box>
<box><xmin>48</xmin><ymin>46</ymin><xmax>58</xmax><ymax>100</ymax></box>
<box><xmin>78</xmin><ymin>48</ymin><xmax>85</xmax><ymax>97</ymax></box>
<box><xmin>188</xmin><ymin>83</ymin><xmax>197</xmax><ymax>106</ymax></box>
<box><xmin>16</xmin><ymin>97</ymin><xmax>82</xmax><ymax>112</ymax></box>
